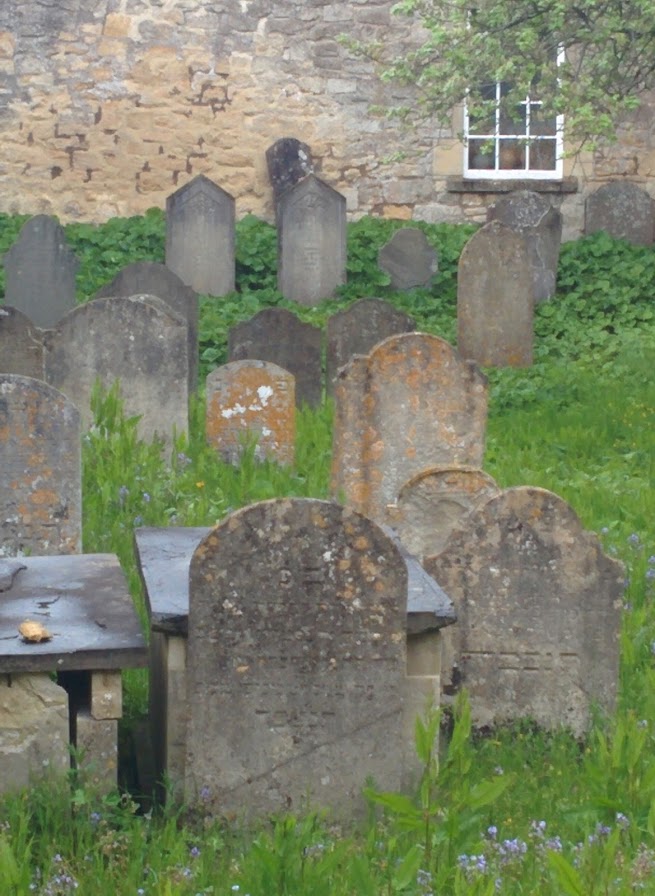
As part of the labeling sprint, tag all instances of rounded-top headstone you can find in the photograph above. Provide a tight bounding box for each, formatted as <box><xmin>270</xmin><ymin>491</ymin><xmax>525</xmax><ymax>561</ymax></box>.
<box><xmin>584</xmin><ymin>181</ymin><xmax>655</xmax><ymax>246</ymax></box>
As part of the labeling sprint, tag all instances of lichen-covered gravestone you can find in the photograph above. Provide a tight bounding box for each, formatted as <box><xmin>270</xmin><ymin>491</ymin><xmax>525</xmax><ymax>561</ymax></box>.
<box><xmin>165</xmin><ymin>174</ymin><xmax>236</xmax><ymax>296</ymax></box>
<box><xmin>277</xmin><ymin>174</ymin><xmax>346</xmax><ymax>306</ymax></box>
<box><xmin>0</xmin><ymin>374</ymin><xmax>81</xmax><ymax>556</ymax></box>
<box><xmin>331</xmin><ymin>333</ymin><xmax>488</xmax><ymax>525</ymax></box>
<box><xmin>325</xmin><ymin>298</ymin><xmax>415</xmax><ymax>396</ymax></box>
<box><xmin>184</xmin><ymin>498</ymin><xmax>408</xmax><ymax>818</ymax></box>
<box><xmin>457</xmin><ymin>221</ymin><xmax>534</xmax><ymax>367</ymax></box>
<box><xmin>425</xmin><ymin>487</ymin><xmax>625</xmax><ymax>735</ymax></box>
<box><xmin>585</xmin><ymin>181</ymin><xmax>655</xmax><ymax>246</ymax></box>
<box><xmin>45</xmin><ymin>295</ymin><xmax>188</xmax><ymax>446</ymax></box>
<box><xmin>228</xmin><ymin>307</ymin><xmax>323</xmax><ymax>408</ymax></box>
<box><xmin>377</xmin><ymin>228</ymin><xmax>438</xmax><ymax>290</ymax></box>
<box><xmin>3</xmin><ymin>215</ymin><xmax>78</xmax><ymax>328</ymax></box>
<box><xmin>0</xmin><ymin>306</ymin><xmax>45</xmax><ymax>379</ymax></box>
<box><xmin>266</xmin><ymin>137</ymin><xmax>314</xmax><ymax>208</ymax></box>
<box><xmin>205</xmin><ymin>360</ymin><xmax>295</xmax><ymax>465</ymax></box>
<box><xmin>95</xmin><ymin>260</ymin><xmax>199</xmax><ymax>394</ymax></box>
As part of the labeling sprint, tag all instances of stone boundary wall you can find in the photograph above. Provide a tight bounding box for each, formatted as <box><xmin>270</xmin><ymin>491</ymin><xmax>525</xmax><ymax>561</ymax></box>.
<box><xmin>1</xmin><ymin>0</ymin><xmax>654</xmax><ymax>237</ymax></box>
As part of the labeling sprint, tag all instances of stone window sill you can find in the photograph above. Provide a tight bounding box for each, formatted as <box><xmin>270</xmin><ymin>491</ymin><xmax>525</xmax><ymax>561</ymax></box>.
<box><xmin>446</xmin><ymin>176</ymin><xmax>578</xmax><ymax>194</ymax></box>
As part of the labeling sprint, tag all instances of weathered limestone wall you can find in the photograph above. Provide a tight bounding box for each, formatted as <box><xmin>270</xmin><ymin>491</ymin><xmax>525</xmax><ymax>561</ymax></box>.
<box><xmin>0</xmin><ymin>0</ymin><xmax>653</xmax><ymax>235</ymax></box>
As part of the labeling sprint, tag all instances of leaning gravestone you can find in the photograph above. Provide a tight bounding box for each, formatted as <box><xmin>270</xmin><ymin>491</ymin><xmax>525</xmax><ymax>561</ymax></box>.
<box><xmin>377</xmin><ymin>228</ymin><xmax>439</xmax><ymax>290</ymax></box>
<box><xmin>165</xmin><ymin>174</ymin><xmax>236</xmax><ymax>296</ymax></box>
<box><xmin>228</xmin><ymin>307</ymin><xmax>323</xmax><ymax>408</ymax></box>
<box><xmin>277</xmin><ymin>174</ymin><xmax>347</xmax><ymax>306</ymax></box>
<box><xmin>205</xmin><ymin>360</ymin><xmax>295</xmax><ymax>465</ymax></box>
<box><xmin>44</xmin><ymin>295</ymin><xmax>188</xmax><ymax>446</ymax></box>
<box><xmin>458</xmin><ymin>221</ymin><xmax>534</xmax><ymax>367</ymax></box>
<box><xmin>184</xmin><ymin>498</ymin><xmax>407</xmax><ymax>817</ymax></box>
<box><xmin>425</xmin><ymin>487</ymin><xmax>625</xmax><ymax>735</ymax></box>
<box><xmin>487</xmin><ymin>190</ymin><xmax>562</xmax><ymax>301</ymax></box>
<box><xmin>0</xmin><ymin>374</ymin><xmax>81</xmax><ymax>556</ymax></box>
<box><xmin>0</xmin><ymin>306</ymin><xmax>45</xmax><ymax>379</ymax></box>
<box><xmin>266</xmin><ymin>137</ymin><xmax>314</xmax><ymax>207</ymax></box>
<box><xmin>95</xmin><ymin>261</ymin><xmax>199</xmax><ymax>393</ymax></box>
<box><xmin>584</xmin><ymin>181</ymin><xmax>655</xmax><ymax>246</ymax></box>
<box><xmin>326</xmin><ymin>298</ymin><xmax>416</xmax><ymax>396</ymax></box>
<box><xmin>3</xmin><ymin>215</ymin><xmax>78</xmax><ymax>327</ymax></box>
<box><xmin>331</xmin><ymin>333</ymin><xmax>488</xmax><ymax>525</ymax></box>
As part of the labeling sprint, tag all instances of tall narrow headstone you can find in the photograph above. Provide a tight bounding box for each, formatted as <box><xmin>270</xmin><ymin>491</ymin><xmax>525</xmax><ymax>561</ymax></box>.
<box><xmin>95</xmin><ymin>261</ymin><xmax>199</xmax><ymax>393</ymax></box>
<box><xmin>487</xmin><ymin>191</ymin><xmax>562</xmax><ymax>301</ymax></box>
<box><xmin>378</xmin><ymin>228</ymin><xmax>439</xmax><ymax>290</ymax></box>
<box><xmin>228</xmin><ymin>307</ymin><xmax>323</xmax><ymax>408</ymax></box>
<box><xmin>0</xmin><ymin>306</ymin><xmax>45</xmax><ymax>379</ymax></box>
<box><xmin>457</xmin><ymin>221</ymin><xmax>534</xmax><ymax>367</ymax></box>
<box><xmin>584</xmin><ymin>181</ymin><xmax>655</xmax><ymax>246</ymax></box>
<box><xmin>426</xmin><ymin>487</ymin><xmax>625</xmax><ymax>735</ymax></box>
<box><xmin>0</xmin><ymin>374</ymin><xmax>81</xmax><ymax>556</ymax></box>
<box><xmin>326</xmin><ymin>298</ymin><xmax>415</xmax><ymax>396</ymax></box>
<box><xmin>205</xmin><ymin>360</ymin><xmax>295</xmax><ymax>465</ymax></box>
<box><xmin>331</xmin><ymin>333</ymin><xmax>488</xmax><ymax>525</ymax></box>
<box><xmin>277</xmin><ymin>175</ymin><xmax>347</xmax><ymax>306</ymax></box>
<box><xmin>165</xmin><ymin>174</ymin><xmax>235</xmax><ymax>296</ymax></box>
<box><xmin>45</xmin><ymin>295</ymin><xmax>188</xmax><ymax>446</ymax></box>
<box><xmin>184</xmin><ymin>498</ymin><xmax>407</xmax><ymax>818</ymax></box>
<box><xmin>3</xmin><ymin>215</ymin><xmax>78</xmax><ymax>327</ymax></box>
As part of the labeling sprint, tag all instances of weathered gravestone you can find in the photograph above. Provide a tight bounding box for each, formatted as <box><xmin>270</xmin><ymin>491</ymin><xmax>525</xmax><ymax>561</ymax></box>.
<box><xmin>487</xmin><ymin>190</ymin><xmax>562</xmax><ymax>302</ymax></box>
<box><xmin>3</xmin><ymin>215</ymin><xmax>78</xmax><ymax>328</ymax></box>
<box><xmin>266</xmin><ymin>137</ymin><xmax>314</xmax><ymax>208</ymax></box>
<box><xmin>184</xmin><ymin>498</ymin><xmax>408</xmax><ymax>817</ymax></box>
<box><xmin>166</xmin><ymin>174</ymin><xmax>236</xmax><ymax>296</ymax></box>
<box><xmin>0</xmin><ymin>306</ymin><xmax>45</xmax><ymax>378</ymax></box>
<box><xmin>331</xmin><ymin>333</ymin><xmax>488</xmax><ymax>526</ymax></box>
<box><xmin>425</xmin><ymin>487</ymin><xmax>625</xmax><ymax>735</ymax></box>
<box><xmin>205</xmin><ymin>360</ymin><xmax>295</xmax><ymax>465</ymax></box>
<box><xmin>457</xmin><ymin>221</ymin><xmax>534</xmax><ymax>367</ymax></box>
<box><xmin>584</xmin><ymin>181</ymin><xmax>655</xmax><ymax>246</ymax></box>
<box><xmin>277</xmin><ymin>174</ymin><xmax>347</xmax><ymax>306</ymax></box>
<box><xmin>326</xmin><ymin>298</ymin><xmax>416</xmax><ymax>396</ymax></box>
<box><xmin>228</xmin><ymin>307</ymin><xmax>322</xmax><ymax>408</ymax></box>
<box><xmin>44</xmin><ymin>295</ymin><xmax>188</xmax><ymax>446</ymax></box>
<box><xmin>0</xmin><ymin>374</ymin><xmax>81</xmax><ymax>556</ymax></box>
<box><xmin>94</xmin><ymin>261</ymin><xmax>199</xmax><ymax>394</ymax></box>
<box><xmin>378</xmin><ymin>228</ymin><xmax>439</xmax><ymax>290</ymax></box>
<box><xmin>389</xmin><ymin>466</ymin><xmax>500</xmax><ymax>560</ymax></box>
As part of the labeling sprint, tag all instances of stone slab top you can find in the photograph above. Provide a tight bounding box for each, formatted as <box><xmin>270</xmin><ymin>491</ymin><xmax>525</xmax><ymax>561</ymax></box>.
<box><xmin>0</xmin><ymin>554</ymin><xmax>148</xmax><ymax>673</ymax></box>
<box><xmin>134</xmin><ymin>524</ymin><xmax>456</xmax><ymax>638</ymax></box>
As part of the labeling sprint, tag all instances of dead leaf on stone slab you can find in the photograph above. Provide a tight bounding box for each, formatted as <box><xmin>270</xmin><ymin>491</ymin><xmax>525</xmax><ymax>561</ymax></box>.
<box><xmin>18</xmin><ymin>620</ymin><xmax>52</xmax><ymax>643</ymax></box>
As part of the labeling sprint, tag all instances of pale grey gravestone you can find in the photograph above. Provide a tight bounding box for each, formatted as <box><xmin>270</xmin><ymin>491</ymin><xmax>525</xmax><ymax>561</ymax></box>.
<box><xmin>184</xmin><ymin>498</ymin><xmax>408</xmax><ymax>819</ymax></box>
<box><xmin>277</xmin><ymin>174</ymin><xmax>347</xmax><ymax>306</ymax></box>
<box><xmin>205</xmin><ymin>360</ymin><xmax>295</xmax><ymax>466</ymax></box>
<box><xmin>584</xmin><ymin>181</ymin><xmax>655</xmax><ymax>246</ymax></box>
<box><xmin>325</xmin><ymin>298</ymin><xmax>416</xmax><ymax>396</ymax></box>
<box><xmin>425</xmin><ymin>487</ymin><xmax>625</xmax><ymax>736</ymax></box>
<box><xmin>487</xmin><ymin>190</ymin><xmax>562</xmax><ymax>302</ymax></box>
<box><xmin>331</xmin><ymin>333</ymin><xmax>488</xmax><ymax>526</ymax></box>
<box><xmin>3</xmin><ymin>215</ymin><xmax>79</xmax><ymax>328</ymax></box>
<box><xmin>378</xmin><ymin>228</ymin><xmax>439</xmax><ymax>291</ymax></box>
<box><xmin>165</xmin><ymin>174</ymin><xmax>236</xmax><ymax>296</ymax></box>
<box><xmin>228</xmin><ymin>307</ymin><xmax>323</xmax><ymax>408</ymax></box>
<box><xmin>457</xmin><ymin>221</ymin><xmax>534</xmax><ymax>367</ymax></box>
<box><xmin>0</xmin><ymin>306</ymin><xmax>45</xmax><ymax>379</ymax></box>
<box><xmin>0</xmin><ymin>374</ymin><xmax>81</xmax><ymax>557</ymax></box>
<box><xmin>266</xmin><ymin>137</ymin><xmax>314</xmax><ymax>214</ymax></box>
<box><xmin>44</xmin><ymin>295</ymin><xmax>188</xmax><ymax>447</ymax></box>
<box><xmin>94</xmin><ymin>261</ymin><xmax>199</xmax><ymax>394</ymax></box>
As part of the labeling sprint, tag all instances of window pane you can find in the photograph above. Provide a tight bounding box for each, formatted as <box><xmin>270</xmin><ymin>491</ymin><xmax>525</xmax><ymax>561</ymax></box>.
<box><xmin>468</xmin><ymin>139</ymin><xmax>495</xmax><ymax>170</ymax></box>
<box><xmin>499</xmin><ymin>104</ymin><xmax>527</xmax><ymax>137</ymax></box>
<box><xmin>528</xmin><ymin>139</ymin><xmax>557</xmax><ymax>171</ymax></box>
<box><xmin>530</xmin><ymin>104</ymin><xmax>557</xmax><ymax>136</ymax></box>
<box><xmin>468</xmin><ymin>83</ymin><xmax>497</xmax><ymax>135</ymax></box>
<box><xmin>499</xmin><ymin>140</ymin><xmax>525</xmax><ymax>170</ymax></box>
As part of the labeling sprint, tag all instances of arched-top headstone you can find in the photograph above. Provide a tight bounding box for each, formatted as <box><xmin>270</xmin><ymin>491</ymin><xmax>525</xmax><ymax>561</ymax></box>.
<box><xmin>266</xmin><ymin>137</ymin><xmax>314</xmax><ymax>205</ymax></box>
<box><xmin>326</xmin><ymin>298</ymin><xmax>416</xmax><ymax>396</ymax></box>
<box><xmin>0</xmin><ymin>306</ymin><xmax>45</xmax><ymax>379</ymax></box>
<box><xmin>331</xmin><ymin>333</ymin><xmax>488</xmax><ymax>524</ymax></box>
<box><xmin>425</xmin><ymin>486</ymin><xmax>625</xmax><ymax>735</ymax></box>
<box><xmin>184</xmin><ymin>497</ymin><xmax>408</xmax><ymax>817</ymax></box>
<box><xmin>228</xmin><ymin>307</ymin><xmax>322</xmax><ymax>408</ymax></box>
<box><xmin>3</xmin><ymin>215</ymin><xmax>78</xmax><ymax>328</ymax></box>
<box><xmin>44</xmin><ymin>295</ymin><xmax>188</xmax><ymax>446</ymax></box>
<box><xmin>487</xmin><ymin>191</ymin><xmax>562</xmax><ymax>301</ymax></box>
<box><xmin>457</xmin><ymin>221</ymin><xmax>534</xmax><ymax>367</ymax></box>
<box><xmin>378</xmin><ymin>228</ymin><xmax>439</xmax><ymax>290</ymax></box>
<box><xmin>95</xmin><ymin>261</ymin><xmax>199</xmax><ymax>393</ymax></box>
<box><xmin>165</xmin><ymin>174</ymin><xmax>236</xmax><ymax>296</ymax></box>
<box><xmin>584</xmin><ymin>181</ymin><xmax>655</xmax><ymax>246</ymax></box>
<box><xmin>277</xmin><ymin>174</ymin><xmax>347</xmax><ymax>306</ymax></box>
<box><xmin>0</xmin><ymin>374</ymin><xmax>81</xmax><ymax>556</ymax></box>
